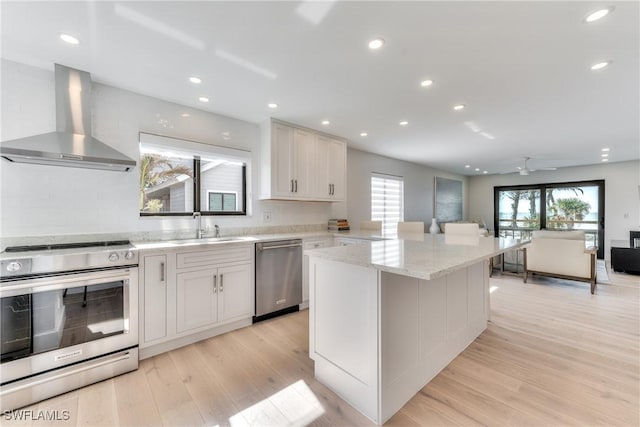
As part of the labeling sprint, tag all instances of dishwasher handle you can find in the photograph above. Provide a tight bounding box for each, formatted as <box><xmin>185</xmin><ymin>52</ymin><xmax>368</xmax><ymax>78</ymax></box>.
<box><xmin>257</xmin><ymin>241</ymin><xmax>302</xmax><ymax>251</ymax></box>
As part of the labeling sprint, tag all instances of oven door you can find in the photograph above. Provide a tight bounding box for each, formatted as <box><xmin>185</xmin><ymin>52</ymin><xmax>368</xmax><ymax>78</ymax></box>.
<box><xmin>0</xmin><ymin>267</ymin><xmax>138</xmax><ymax>385</ymax></box>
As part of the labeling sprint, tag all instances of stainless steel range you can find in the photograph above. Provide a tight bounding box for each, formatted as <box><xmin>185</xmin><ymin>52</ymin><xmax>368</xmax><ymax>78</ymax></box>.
<box><xmin>0</xmin><ymin>240</ymin><xmax>139</xmax><ymax>411</ymax></box>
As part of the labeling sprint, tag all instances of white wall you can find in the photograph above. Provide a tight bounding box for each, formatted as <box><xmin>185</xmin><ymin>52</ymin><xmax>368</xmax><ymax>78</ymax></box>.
<box><xmin>341</xmin><ymin>148</ymin><xmax>468</xmax><ymax>232</ymax></box>
<box><xmin>0</xmin><ymin>59</ymin><xmax>331</xmax><ymax>238</ymax></box>
<box><xmin>468</xmin><ymin>160</ymin><xmax>640</xmax><ymax>259</ymax></box>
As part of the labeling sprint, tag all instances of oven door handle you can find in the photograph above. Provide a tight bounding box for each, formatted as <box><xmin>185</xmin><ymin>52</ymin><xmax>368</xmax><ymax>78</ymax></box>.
<box><xmin>0</xmin><ymin>351</ymin><xmax>133</xmax><ymax>394</ymax></box>
<box><xmin>0</xmin><ymin>269</ymin><xmax>135</xmax><ymax>295</ymax></box>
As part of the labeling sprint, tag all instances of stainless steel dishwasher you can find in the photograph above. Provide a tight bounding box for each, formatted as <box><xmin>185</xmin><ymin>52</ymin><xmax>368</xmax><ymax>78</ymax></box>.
<box><xmin>254</xmin><ymin>239</ymin><xmax>302</xmax><ymax>322</ymax></box>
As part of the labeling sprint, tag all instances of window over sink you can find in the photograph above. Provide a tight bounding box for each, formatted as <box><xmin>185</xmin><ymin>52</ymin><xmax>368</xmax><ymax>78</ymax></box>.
<box><xmin>139</xmin><ymin>132</ymin><xmax>249</xmax><ymax>216</ymax></box>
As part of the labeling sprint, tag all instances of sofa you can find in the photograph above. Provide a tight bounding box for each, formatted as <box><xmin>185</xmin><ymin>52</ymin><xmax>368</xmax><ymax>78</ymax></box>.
<box><xmin>523</xmin><ymin>229</ymin><xmax>597</xmax><ymax>294</ymax></box>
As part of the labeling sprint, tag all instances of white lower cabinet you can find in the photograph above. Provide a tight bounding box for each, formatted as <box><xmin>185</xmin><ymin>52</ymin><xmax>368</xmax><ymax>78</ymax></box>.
<box><xmin>142</xmin><ymin>254</ymin><xmax>167</xmax><ymax>343</ymax></box>
<box><xmin>217</xmin><ymin>264</ymin><xmax>254</xmax><ymax>321</ymax></box>
<box><xmin>139</xmin><ymin>244</ymin><xmax>254</xmax><ymax>359</ymax></box>
<box><xmin>176</xmin><ymin>264</ymin><xmax>253</xmax><ymax>333</ymax></box>
<box><xmin>335</xmin><ymin>237</ymin><xmax>368</xmax><ymax>246</ymax></box>
<box><xmin>176</xmin><ymin>269</ymin><xmax>218</xmax><ymax>333</ymax></box>
<box><xmin>302</xmin><ymin>237</ymin><xmax>335</xmax><ymax>307</ymax></box>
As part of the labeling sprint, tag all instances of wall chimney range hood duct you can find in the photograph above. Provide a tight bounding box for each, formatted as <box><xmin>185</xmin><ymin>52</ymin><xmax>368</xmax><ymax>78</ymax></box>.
<box><xmin>0</xmin><ymin>64</ymin><xmax>136</xmax><ymax>172</ymax></box>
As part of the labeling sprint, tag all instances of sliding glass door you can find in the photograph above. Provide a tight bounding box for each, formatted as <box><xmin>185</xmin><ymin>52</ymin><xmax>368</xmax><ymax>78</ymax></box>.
<box><xmin>495</xmin><ymin>180</ymin><xmax>605</xmax><ymax>258</ymax></box>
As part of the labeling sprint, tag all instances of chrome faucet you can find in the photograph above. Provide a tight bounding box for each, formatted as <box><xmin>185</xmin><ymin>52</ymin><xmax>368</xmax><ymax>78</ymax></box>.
<box><xmin>193</xmin><ymin>212</ymin><xmax>205</xmax><ymax>239</ymax></box>
<box><xmin>214</xmin><ymin>224</ymin><xmax>220</xmax><ymax>238</ymax></box>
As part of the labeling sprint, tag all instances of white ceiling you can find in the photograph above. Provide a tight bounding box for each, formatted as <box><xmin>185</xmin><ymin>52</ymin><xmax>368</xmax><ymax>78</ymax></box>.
<box><xmin>1</xmin><ymin>1</ymin><xmax>638</xmax><ymax>176</ymax></box>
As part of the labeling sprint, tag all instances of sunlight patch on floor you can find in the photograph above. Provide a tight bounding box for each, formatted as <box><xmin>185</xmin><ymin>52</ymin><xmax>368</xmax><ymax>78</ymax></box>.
<box><xmin>229</xmin><ymin>379</ymin><xmax>324</xmax><ymax>426</ymax></box>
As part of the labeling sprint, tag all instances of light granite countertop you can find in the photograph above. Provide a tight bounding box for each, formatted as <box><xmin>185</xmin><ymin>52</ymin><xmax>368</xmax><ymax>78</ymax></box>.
<box><xmin>131</xmin><ymin>231</ymin><xmax>338</xmax><ymax>251</ymax></box>
<box><xmin>1</xmin><ymin>228</ymin><xmax>522</xmax><ymax>279</ymax></box>
<box><xmin>131</xmin><ymin>229</ymin><xmax>401</xmax><ymax>251</ymax></box>
<box><xmin>305</xmin><ymin>233</ymin><xmax>525</xmax><ymax>280</ymax></box>
<box><xmin>0</xmin><ymin>224</ymin><xmax>330</xmax><ymax>253</ymax></box>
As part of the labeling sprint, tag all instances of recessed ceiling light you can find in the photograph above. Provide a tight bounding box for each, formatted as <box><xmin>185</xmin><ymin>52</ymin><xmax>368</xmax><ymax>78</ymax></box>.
<box><xmin>475</xmin><ymin>168</ymin><xmax>480</xmax><ymax>171</ymax></box>
<box><xmin>453</xmin><ymin>104</ymin><xmax>466</xmax><ymax>111</ymax></box>
<box><xmin>465</xmin><ymin>165</ymin><xmax>471</xmax><ymax>168</ymax></box>
<box><xmin>60</xmin><ymin>33</ymin><xmax>80</xmax><ymax>45</ymax></box>
<box><xmin>368</xmin><ymin>38</ymin><xmax>385</xmax><ymax>50</ymax></box>
<box><xmin>189</xmin><ymin>76</ymin><xmax>202</xmax><ymax>84</ymax></box>
<box><xmin>420</xmin><ymin>79</ymin><xmax>433</xmax><ymax>87</ymax></box>
<box><xmin>602</xmin><ymin>158</ymin><xmax>609</xmax><ymax>162</ymax></box>
<box><xmin>591</xmin><ymin>61</ymin><xmax>611</xmax><ymax>71</ymax></box>
<box><xmin>360</xmin><ymin>132</ymin><xmax>368</xmax><ymax>137</ymax></box>
<box><xmin>199</xmin><ymin>97</ymin><xmax>209</xmax><ymax>103</ymax></box>
<box><xmin>181</xmin><ymin>113</ymin><xmax>190</xmax><ymax>118</ymax></box>
<box><xmin>483</xmin><ymin>171</ymin><xmax>488</xmax><ymax>174</ymax></box>
<box><xmin>321</xmin><ymin>120</ymin><xmax>330</xmax><ymax>125</ymax></box>
<box><xmin>399</xmin><ymin>121</ymin><xmax>408</xmax><ymax>126</ymax></box>
<box><xmin>585</xmin><ymin>7</ymin><xmax>614</xmax><ymax>23</ymax></box>
<box><xmin>601</xmin><ymin>147</ymin><xmax>610</xmax><ymax>152</ymax></box>
<box><xmin>601</xmin><ymin>153</ymin><xmax>609</xmax><ymax>157</ymax></box>
<box><xmin>268</xmin><ymin>103</ymin><xmax>278</xmax><ymax>109</ymax></box>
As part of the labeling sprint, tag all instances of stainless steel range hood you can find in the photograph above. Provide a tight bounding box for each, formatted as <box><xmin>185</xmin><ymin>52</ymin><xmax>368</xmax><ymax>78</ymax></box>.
<box><xmin>0</xmin><ymin>64</ymin><xmax>136</xmax><ymax>172</ymax></box>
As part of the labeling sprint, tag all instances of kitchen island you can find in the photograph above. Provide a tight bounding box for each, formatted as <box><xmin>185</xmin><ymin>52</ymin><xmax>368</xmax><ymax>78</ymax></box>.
<box><xmin>306</xmin><ymin>234</ymin><xmax>524</xmax><ymax>424</ymax></box>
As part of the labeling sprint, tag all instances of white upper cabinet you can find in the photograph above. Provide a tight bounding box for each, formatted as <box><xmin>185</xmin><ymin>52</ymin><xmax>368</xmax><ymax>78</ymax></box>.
<box><xmin>316</xmin><ymin>135</ymin><xmax>346</xmax><ymax>200</ymax></box>
<box><xmin>292</xmin><ymin>128</ymin><xmax>315</xmax><ymax>198</ymax></box>
<box><xmin>271</xmin><ymin>123</ymin><xmax>295</xmax><ymax>197</ymax></box>
<box><xmin>260</xmin><ymin>119</ymin><xmax>346</xmax><ymax>201</ymax></box>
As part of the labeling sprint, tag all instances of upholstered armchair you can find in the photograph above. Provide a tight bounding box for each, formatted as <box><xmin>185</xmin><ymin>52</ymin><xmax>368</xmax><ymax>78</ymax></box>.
<box><xmin>523</xmin><ymin>230</ymin><xmax>597</xmax><ymax>294</ymax></box>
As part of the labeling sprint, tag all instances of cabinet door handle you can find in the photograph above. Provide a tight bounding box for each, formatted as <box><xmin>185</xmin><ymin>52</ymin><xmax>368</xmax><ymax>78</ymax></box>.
<box><xmin>290</xmin><ymin>179</ymin><xmax>294</xmax><ymax>193</ymax></box>
<box><xmin>213</xmin><ymin>275</ymin><xmax>217</xmax><ymax>293</ymax></box>
<box><xmin>332</xmin><ymin>183</ymin><xmax>335</xmax><ymax>195</ymax></box>
<box><xmin>219</xmin><ymin>274</ymin><xmax>224</xmax><ymax>292</ymax></box>
<box><xmin>294</xmin><ymin>180</ymin><xmax>298</xmax><ymax>192</ymax></box>
<box><xmin>160</xmin><ymin>262</ymin><xmax>165</xmax><ymax>282</ymax></box>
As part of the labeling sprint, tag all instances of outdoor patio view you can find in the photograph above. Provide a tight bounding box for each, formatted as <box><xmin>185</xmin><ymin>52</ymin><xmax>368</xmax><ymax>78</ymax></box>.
<box><xmin>496</xmin><ymin>182</ymin><xmax>603</xmax><ymax>254</ymax></box>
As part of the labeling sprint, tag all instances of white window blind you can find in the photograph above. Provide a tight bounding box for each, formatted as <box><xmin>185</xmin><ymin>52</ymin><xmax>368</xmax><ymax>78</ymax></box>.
<box><xmin>371</xmin><ymin>173</ymin><xmax>404</xmax><ymax>234</ymax></box>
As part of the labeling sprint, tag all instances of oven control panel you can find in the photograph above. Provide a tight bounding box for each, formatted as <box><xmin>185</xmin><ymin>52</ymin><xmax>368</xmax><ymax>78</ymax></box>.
<box><xmin>109</xmin><ymin>250</ymin><xmax>136</xmax><ymax>262</ymax></box>
<box><xmin>1</xmin><ymin>259</ymin><xmax>32</xmax><ymax>276</ymax></box>
<box><xmin>1</xmin><ymin>247</ymin><xmax>138</xmax><ymax>281</ymax></box>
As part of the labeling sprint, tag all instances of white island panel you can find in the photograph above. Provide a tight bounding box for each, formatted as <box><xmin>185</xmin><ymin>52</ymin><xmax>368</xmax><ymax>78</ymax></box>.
<box><xmin>378</xmin><ymin>262</ymin><xmax>489</xmax><ymax>423</ymax></box>
<box><xmin>308</xmin><ymin>235</ymin><xmax>520</xmax><ymax>425</ymax></box>
<box><xmin>309</xmin><ymin>257</ymin><xmax>380</xmax><ymax>420</ymax></box>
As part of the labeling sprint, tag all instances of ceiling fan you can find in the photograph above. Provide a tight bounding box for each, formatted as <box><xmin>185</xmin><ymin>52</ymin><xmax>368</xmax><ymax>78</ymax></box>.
<box><xmin>504</xmin><ymin>157</ymin><xmax>557</xmax><ymax>176</ymax></box>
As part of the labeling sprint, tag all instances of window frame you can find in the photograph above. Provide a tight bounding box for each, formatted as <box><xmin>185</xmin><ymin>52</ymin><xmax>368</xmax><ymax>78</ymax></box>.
<box><xmin>207</xmin><ymin>190</ymin><xmax>239</xmax><ymax>212</ymax></box>
<box><xmin>371</xmin><ymin>172</ymin><xmax>405</xmax><ymax>234</ymax></box>
<box><xmin>493</xmin><ymin>179</ymin><xmax>605</xmax><ymax>258</ymax></box>
<box><xmin>139</xmin><ymin>132</ymin><xmax>250</xmax><ymax>217</ymax></box>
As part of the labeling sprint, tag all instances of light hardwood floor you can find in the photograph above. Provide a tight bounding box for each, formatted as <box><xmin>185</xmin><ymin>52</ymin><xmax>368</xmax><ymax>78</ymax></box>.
<box><xmin>3</xmin><ymin>265</ymin><xmax>639</xmax><ymax>426</ymax></box>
